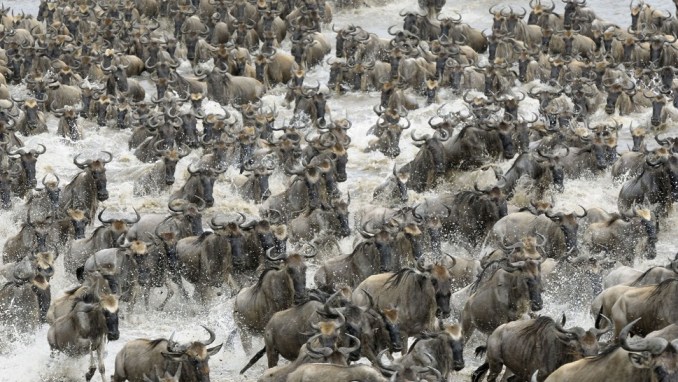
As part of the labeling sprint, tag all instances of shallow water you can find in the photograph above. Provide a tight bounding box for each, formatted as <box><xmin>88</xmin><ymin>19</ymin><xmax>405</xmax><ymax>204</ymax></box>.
<box><xmin>1</xmin><ymin>0</ymin><xmax>677</xmax><ymax>381</ymax></box>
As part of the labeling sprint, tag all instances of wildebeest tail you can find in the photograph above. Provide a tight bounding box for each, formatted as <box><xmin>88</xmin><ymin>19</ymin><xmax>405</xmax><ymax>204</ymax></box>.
<box><xmin>474</xmin><ymin>345</ymin><xmax>487</xmax><ymax>358</ymax></box>
<box><xmin>240</xmin><ymin>346</ymin><xmax>266</xmax><ymax>374</ymax></box>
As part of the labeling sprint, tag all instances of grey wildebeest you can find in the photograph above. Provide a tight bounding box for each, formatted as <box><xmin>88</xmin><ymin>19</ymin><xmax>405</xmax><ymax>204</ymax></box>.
<box><xmin>133</xmin><ymin>144</ymin><xmax>190</xmax><ymax>196</ymax></box>
<box><xmin>67</xmin><ymin>208</ymin><xmax>141</xmax><ymax>276</ymax></box>
<box><xmin>544</xmin><ymin>319</ymin><xmax>678</xmax><ymax>382</ymax></box>
<box><xmin>111</xmin><ymin>326</ymin><xmax>222</xmax><ymax>382</ymax></box>
<box><xmin>82</xmin><ymin>240</ymin><xmax>151</xmax><ymax>311</ymax></box>
<box><xmin>60</xmin><ymin>152</ymin><xmax>112</xmax><ymax>223</ymax></box>
<box><xmin>244</xmin><ymin>291</ymin><xmax>401</xmax><ymax>370</ymax></box>
<box><xmin>488</xmin><ymin>208</ymin><xmax>587</xmax><ymax>260</ymax></box>
<box><xmin>436</xmin><ymin>184</ymin><xmax>508</xmax><ymax>249</ymax></box>
<box><xmin>610</xmin><ymin>278</ymin><xmax>678</xmax><ymax>338</ymax></box>
<box><xmin>461</xmin><ymin>259</ymin><xmax>544</xmax><ymax>344</ymax></box>
<box><xmin>233</xmin><ymin>247</ymin><xmax>315</xmax><ymax>353</ymax></box>
<box><xmin>126</xmin><ymin>199</ymin><xmax>205</xmax><ymax>243</ymax></box>
<box><xmin>618</xmin><ymin>153</ymin><xmax>677</xmax><ymax>220</ymax></box>
<box><xmin>472</xmin><ymin>314</ymin><xmax>610</xmax><ymax>382</ymax></box>
<box><xmin>170</xmin><ymin>164</ymin><xmax>226</xmax><ymax>208</ymax></box>
<box><xmin>0</xmin><ymin>255</ymin><xmax>51</xmax><ymax>333</ymax></box>
<box><xmin>582</xmin><ymin>207</ymin><xmax>658</xmax><ymax>263</ymax></box>
<box><xmin>352</xmin><ymin>261</ymin><xmax>453</xmax><ymax>343</ymax></box>
<box><xmin>47</xmin><ymin>289</ymin><xmax>120</xmax><ymax>382</ymax></box>
<box><xmin>378</xmin><ymin>323</ymin><xmax>466</xmax><ymax>381</ymax></box>
<box><xmin>286</xmin><ymin>363</ymin><xmax>388</xmax><ymax>382</ymax></box>
<box><xmin>176</xmin><ymin>219</ymin><xmax>246</xmax><ymax>303</ymax></box>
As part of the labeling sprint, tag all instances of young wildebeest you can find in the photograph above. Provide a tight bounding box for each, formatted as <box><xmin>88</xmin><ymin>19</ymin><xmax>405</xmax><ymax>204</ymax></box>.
<box><xmin>47</xmin><ymin>289</ymin><xmax>120</xmax><ymax>382</ymax></box>
<box><xmin>472</xmin><ymin>314</ymin><xmax>610</xmax><ymax>382</ymax></box>
<box><xmin>112</xmin><ymin>326</ymin><xmax>222</xmax><ymax>382</ymax></box>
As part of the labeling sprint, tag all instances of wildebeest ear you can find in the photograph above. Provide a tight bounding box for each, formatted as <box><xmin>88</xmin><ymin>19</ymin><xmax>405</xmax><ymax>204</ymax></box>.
<box><xmin>207</xmin><ymin>343</ymin><xmax>223</xmax><ymax>356</ymax></box>
<box><xmin>161</xmin><ymin>352</ymin><xmax>188</xmax><ymax>362</ymax></box>
<box><xmin>628</xmin><ymin>352</ymin><xmax>652</xmax><ymax>369</ymax></box>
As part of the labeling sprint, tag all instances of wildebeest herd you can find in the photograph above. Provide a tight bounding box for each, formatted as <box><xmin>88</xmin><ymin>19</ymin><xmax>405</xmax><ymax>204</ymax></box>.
<box><xmin>2</xmin><ymin>0</ymin><xmax>678</xmax><ymax>380</ymax></box>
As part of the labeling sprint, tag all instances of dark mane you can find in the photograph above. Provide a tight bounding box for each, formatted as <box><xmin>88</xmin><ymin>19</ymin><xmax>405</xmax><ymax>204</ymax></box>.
<box><xmin>630</xmin><ymin>266</ymin><xmax>661</xmax><ymax>286</ymax></box>
<box><xmin>649</xmin><ymin>278</ymin><xmax>678</xmax><ymax>300</ymax></box>
<box><xmin>470</xmin><ymin>260</ymin><xmax>507</xmax><ymax>292</ymax></box>
<box><xmin>385</xmin><ymin>268</ymin><xmax>418</xmax><ymax>290</ymax></box>
<box><xmin>195</xmin><ymin>231</ymin><xmax>213</xmax><ymax>243</ymax></box>
<box><xmin>586</xmin><ymin>344</ymin><xmax>621</xmax><ymax>363</ymax></box>
<box><xmin>252</xmin><ymin>267</ymin><xmax>279</xmax><ymax>292</ymax></box>
<box><xmin>147</xmin><ymin>338</ymin><xmax>168</xmax><ymax>349</ymax></box>
<box><xmin>519</xmin><ymin>316</ymin><xmax>555</xmax><ymax>338</ymax></box>
<box><xmin>606</xmin><ymin>215</ymin><xmax>623</xmax><ymax>226</ymax></box>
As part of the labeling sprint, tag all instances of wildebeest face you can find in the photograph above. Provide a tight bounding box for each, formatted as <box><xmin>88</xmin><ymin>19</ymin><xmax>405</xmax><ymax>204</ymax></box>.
<box><xmin>163</xmin><ymin>153</ymin><xmax>180</xmax><ymax>185</ymax></box>
<box><xmin>403</xmin><ymin>14</ymin><xmax>417</xmax><ymax>33</ymax></box>
<box><xmin>199</xmin><ymin>172</ymin><xmax>215</xmax><ymax>207</ymax></box>
<box><xmin>522</xmin><ymin>261</ymin><xmax>543</xmax><ymax>311</ymax></box>
<box><xmin>90</xmin><ymin>162</ymin><xmax>109</xmax><ymax>201</ymax></box>
<box><xmin>498</xmin><ymin>127</ymin><xmax>516</xmax><ymax>159</ymax></box>
<box><xmin>184</xmin><ymin>207</ymin><xmax>203</xmax><ymax>236</ymax></box>
<box><xmin>25</xmin><ymin>104</ymin><xmax>42</xmax><ymax>129</ymax></box>
<box><xmin>652</xmin><ymin>98</ymin><xmax>666</xmax><ymax>127</ymax></box>
<box><xmin>285</xmin><ymin>255</ymin><xmax>308</xmax><ymax>303</ymax></box>
<box><xmin>429</xmin><ymin>265</ymin><xmax>452</xmax><ymax>318</ymax></box>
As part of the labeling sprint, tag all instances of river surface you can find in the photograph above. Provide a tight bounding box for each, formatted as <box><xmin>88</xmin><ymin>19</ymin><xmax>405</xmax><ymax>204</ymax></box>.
<box><xmin>0</xmin><ymin>0</ymin><xmax>677</xmax><ymax>381</ymax></box>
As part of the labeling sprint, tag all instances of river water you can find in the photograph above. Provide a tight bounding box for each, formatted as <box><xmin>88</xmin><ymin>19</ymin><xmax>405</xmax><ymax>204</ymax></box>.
<box><xmin>0</xmin><ymin>0</ymin><xmax>677</xmax><ymax>381</ymax></box>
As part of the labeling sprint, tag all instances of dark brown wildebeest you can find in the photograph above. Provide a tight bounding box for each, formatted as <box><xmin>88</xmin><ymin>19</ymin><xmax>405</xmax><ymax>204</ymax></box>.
<box><xmin>610</xmin><ymin>278</ymin><xmax>678</xmax><ymax>338</ymax></box>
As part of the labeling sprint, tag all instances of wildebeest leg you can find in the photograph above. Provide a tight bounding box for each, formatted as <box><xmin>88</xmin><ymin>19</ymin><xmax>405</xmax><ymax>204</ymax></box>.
<box><xmin>97</xmin><ymin>345</ymin><xmax>106</xmax><ymax>382</ymax></box>
<box><xmin>486</xmin><ymin>359</ymin><xmax>503</xmax><ymax>382</ymax></box>
<box><xmin>85</xmin><ymin>350</ymin><xmax>97</xmax><ymax>381</ymax></box>
<box><xmin>471</xmin><ymin>362</ymin><xmax>489</xmax><ymax>382</ymax></box>
<box><xmin>158</xmin><ymin>279</ymin><xmax>175</xmax><ymax>311</ymax></box>
<box><xmin>226</xmin><ymin>273</ymin><xmax>240</xmax><ymax>297</ymax></box>
<box><xmin>239</xmin><ymin>327</ymin><xmax>253</xmax><ymax>354</ymax></box>
<box><xmin>266</xmin><ymin>346</ymin><xmax>279</xmax><ymax>368</ymax></box>
<box><xmin>462</xmin><ymin>313</ymin><xmax>475</xmax><ymax>344</ymax></box>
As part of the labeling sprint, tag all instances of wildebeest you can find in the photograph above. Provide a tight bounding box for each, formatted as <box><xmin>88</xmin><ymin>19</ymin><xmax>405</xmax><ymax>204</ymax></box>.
<box><xmin>582</xmin><ymin>207</ymin><xmax>658</xmax><ymax>263</ymax></box>
<box><xmin>67</xmin><ymin>208</ymin><xmax>141</xmax><ymax>276</ymax></box>
<box><xmin>461</xmin><ymin>259</ymin><xmax>544</xmax><ymax>343</ymax></box>
<box><xmin>234</xmin><ymin>247</ymin><xmax>315</xmax><ymax>352</ymax></box>
<box><xmin>111</xmin><ymin>326</ymin><xmax>222</xmax><ymax>382</ymax></box>
<box><xmin>0</xmin><ymin>254</ymin><xmax>51</xmax><ymax>333</ymax></box>
<box><xmin>170</xmin><ymin>164</ymin><xmax>226</xmax><ymax>208</ymax></box>
<box><xmin>472</xmin><ymin>314</ymin><xmax>609</xmax><ymax>382</ymax></box>
<box><xmin>618</xmin><ymin>152</ymin><xmax>676</xmax><ymax>219</ymax></box>
<box><xmin>352</xmin><ymin>261</ymin><xmax>453</xmax><ymax>343</ymax></box>
<box><xmin>60</xmin><ymin>152</ymin><xmax>112</xmax><ymax>223</ymax></box>
<box><xmin>544</xmin><ymin>319</ymin><xmax>678</xmax><ymax>381</ymax></box>
<box><xmin>133</xmin><ymin>144</ymin><xmax>190</xmax><ymax>196</ymax></box>
<box><xmin>380</xmin><ymin>323</ymin><xmax>466</xmax><ymax>380</ymax></box>
<box><xmin>610</xmin><ymin>278</ymin><xmax>678</xmax><ymax>338</ymax></box>
<box><xmin>488</xmin><ymin>208</ymin><xmax>586</xmax><ymax>259</ymax></box>
<box><xmin>47</xmin><ymin>289</ymin><xmax>120</xmax><ymax>382</ymax></box>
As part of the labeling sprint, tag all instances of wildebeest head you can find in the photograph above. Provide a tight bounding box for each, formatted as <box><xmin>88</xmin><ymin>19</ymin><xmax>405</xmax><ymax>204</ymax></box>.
<box><xmin>627</xmin><ymin>208</ymin><xmax>658</xmax><ymax>259</ymax></box>
<box><xmin>552</xmin><ymin>313</ymin><xmax>609</xmax><ymax>357</ymax></box>
<box><xmin>643</xmin><ymin>90</ymin><xmax>670</xmax><ymax>127</ymax></box>
<box><xmin>619</xmin><ymin>318</ymin><xmax>678</xmax><ymax>380</ymax></box>
<box><xmin>162</xmin><ymin>326</ymin><xmax>222</xmax><ymax>381</ymax></box>
<box><xmin>266</xmin><ymin>247</ymin><xmax>316</xmax><ymax>304</ymax></box>
<box><xmin>603</xmin><ymin>80</ymin><xmax>635</xmax><ymax>115</ymax></box>
<box><xmin>210</xmin><ymin>215</ymin><xmax>246</xmax><ymax>267</ymax></box>
<box><xmin>375</xmin><ymin>110</ymin><xmax>411</xmax><ymax>159</ymax></box>
<box><xmin>123</xmin><ymin>239</ymin><xmax>152</xmax><ymax>286</ymax></box>
<box><xmin>67</xmin><ymin>208</ymin><xmax>89</xmax><ymax>239</ymax></box>
<box><xmin>156</xmin><ymin>144</ymin><xmax>190</xmax><ymax>186</ymax></box>
<box><xmin>631</xmin><ymin>126</ymin><xmax>646</xmax><ymax>152</ymax></box>
<box><xmin>8</xmin><ymin>144</ymin><xmax>46</xmax><ymax>189</ymax></box>
<box><xmin>417</xmin><ymin>261</ymin><xmax>452</xmax><ymax>318</ymax></box>
<box><xmin>76</xmin><ymin>291</ymin><xmax>120</xmax><ymax>341</ymax></box>
<box><xmin>507</xmin><ymin>259</ymin><xmax>543</xmax><ymax>311</ymax></box>
<box><xmin>535</xmin><ymin>147</ymin><xmax>568</xmax><ymax>192</ymax></box>
<box><xmin>545</xmin><ymin>205</ymin><xmax>587</xmax><ymax>255</ymax></box>
<box><xmin>40</xmin><ymin>174</ymin><xmax>61</xmax><ymax>210</ymax></box>
<box><xmin>168</xmin><ymin>200</ymin><xmax>204</xmax><ymax>236</ymax></box>
<box><xmin>185</xmin><ymin>165</ymin><xmax>226</xmax><ymax>207</ymax></box>
<box><xmin>73</xmin><ymin>152</ymin><xmax>112</xmax><ymax>201</ymax></box>
<box><xmin>17</xmin><ymin>97</ymin><xmax>46</xmax><ymax>130</ymax></box>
